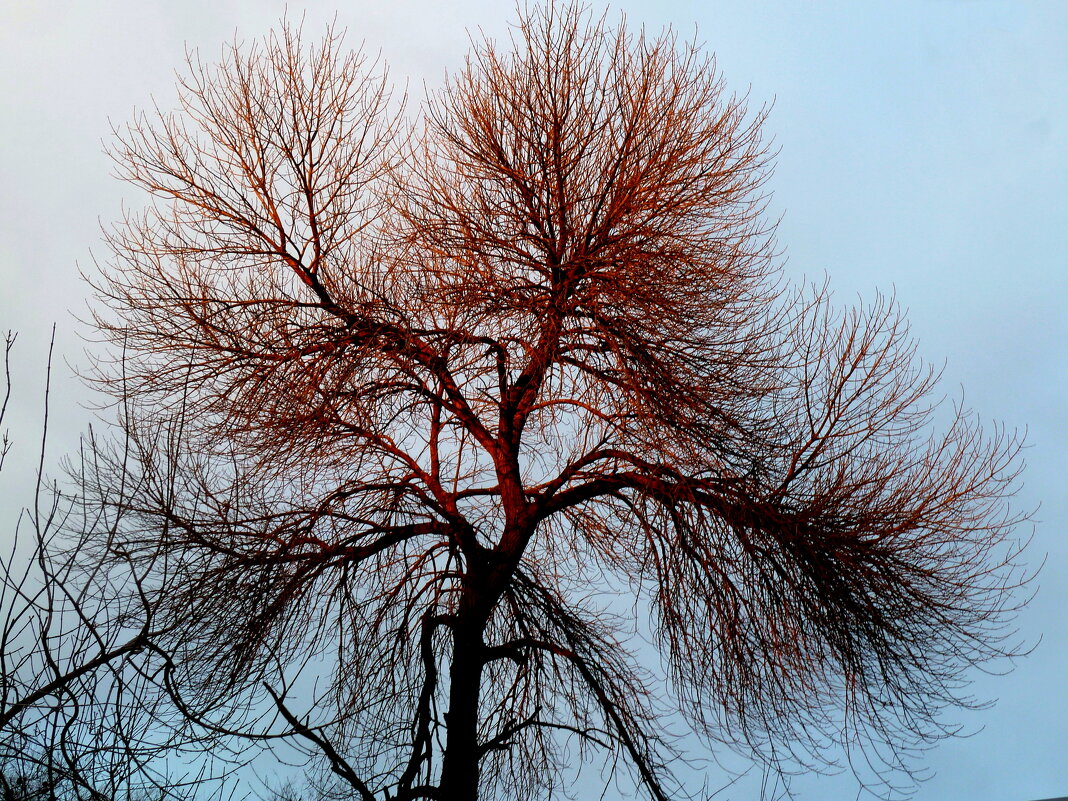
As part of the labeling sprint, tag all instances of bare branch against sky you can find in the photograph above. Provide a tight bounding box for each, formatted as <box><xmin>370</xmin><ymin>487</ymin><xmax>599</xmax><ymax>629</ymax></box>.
<box><xmin>1</xmin><ymin>2</ymin><xmax>1061</xmax><ymax>800</ymax></box>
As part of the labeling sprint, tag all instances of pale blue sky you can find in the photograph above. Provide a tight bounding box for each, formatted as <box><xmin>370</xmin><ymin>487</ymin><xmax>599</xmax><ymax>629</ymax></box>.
<box><xmin>1</xmin><ymin>2</ymin><xmax>1065</xmax><ymax>800</ymax></box>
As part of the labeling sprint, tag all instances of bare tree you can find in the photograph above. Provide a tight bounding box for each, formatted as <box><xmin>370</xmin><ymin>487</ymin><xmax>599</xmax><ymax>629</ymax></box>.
<box><xmin>0</xmin><ymin>333</ymin><xmax>226</xmax><ymax>801</ymax></box>
<box><xmin>80</xmin><ymin>4</ymin><xmax>1028</xmax><ymax>800</ymax></box>
<box><xmin>0</xmin><ymin>331</ymin><xmax>157</xmax><ymax>800</ymax></box>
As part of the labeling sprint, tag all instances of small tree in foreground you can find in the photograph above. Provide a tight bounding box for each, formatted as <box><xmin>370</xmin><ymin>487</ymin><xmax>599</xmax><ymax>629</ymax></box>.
<box><xmin>0</xmin><ymin>333</ymin><xmax>180</xmax><ymax>800</ymax></box>
<box><xmin>74</xmin><ymin>4</ymin><xmax>1028</xmax><ymax>799</ymax></box>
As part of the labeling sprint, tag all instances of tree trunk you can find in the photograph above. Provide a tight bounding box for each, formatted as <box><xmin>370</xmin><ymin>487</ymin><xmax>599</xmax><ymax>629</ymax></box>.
<box><xmin>439</xmin><ymin>619</ymin><xmax>485</xmax><ymax>801</ymax></box>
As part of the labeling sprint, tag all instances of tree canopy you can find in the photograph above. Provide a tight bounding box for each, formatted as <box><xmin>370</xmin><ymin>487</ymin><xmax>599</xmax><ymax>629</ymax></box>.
<box><xmin>1</xmin><ymin>4</ymin><xmax>1029</xmax><ymax>800</ymax></box>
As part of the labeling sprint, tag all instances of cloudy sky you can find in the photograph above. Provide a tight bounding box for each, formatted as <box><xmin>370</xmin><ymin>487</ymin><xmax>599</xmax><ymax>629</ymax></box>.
<box><xmin>1</xmin><ymin>2</ymin><xmax>1065</xmax><ymax>800</ymax></box>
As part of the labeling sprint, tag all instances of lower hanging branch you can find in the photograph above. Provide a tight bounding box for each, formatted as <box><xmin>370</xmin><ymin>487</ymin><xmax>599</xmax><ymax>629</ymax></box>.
<box><xmin>262</xmin><ymin>683</ymin><xmax>377</xmax><ymax>801</ymax></box>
